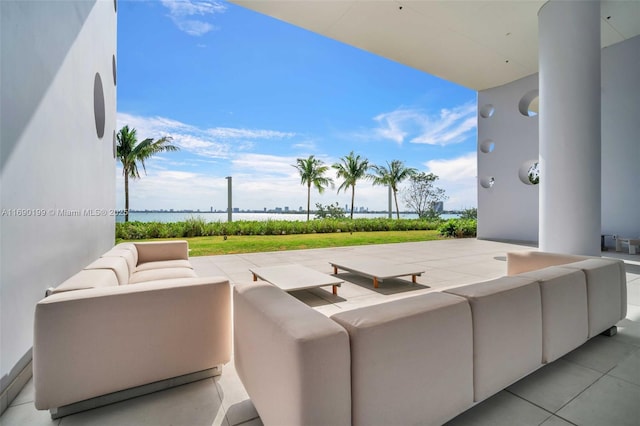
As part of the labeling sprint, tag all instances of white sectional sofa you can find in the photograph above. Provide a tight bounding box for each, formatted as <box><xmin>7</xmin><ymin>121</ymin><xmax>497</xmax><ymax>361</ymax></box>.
<box><xmin>233</xmin><ymin>251</ymin><xmax>627</xmax><ymax>426</ymax></box>
<box><xmin>33</xmin><ymin>241</ymin><xmax>232</xmax><ymax>418</ymax></box>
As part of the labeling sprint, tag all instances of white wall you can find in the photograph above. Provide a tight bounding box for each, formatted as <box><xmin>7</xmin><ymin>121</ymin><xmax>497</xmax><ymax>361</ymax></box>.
<box><xmin>477</xmin><ymin>73</ymin><xmax>539</xmax><ymax>243</ymax></box>
<box><xmin>601</xmin><ymin>35</ymin><xmax>640</xmax><ymax>239</ymax></box>
<box><xmin>0</xmin><ymin>0</ymin><xmax>116</xmax><ymax>390</ymax></box>
<box><xmin>477</xmin><ymin>35</ymin><xmax>640</xmax><ymax>245</ymax></box>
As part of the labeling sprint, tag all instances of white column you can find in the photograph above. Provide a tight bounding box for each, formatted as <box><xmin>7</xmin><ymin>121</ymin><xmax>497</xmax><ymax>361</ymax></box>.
<box><xmin>538</xmin><ymin>0</ymin><xmax>601</xmax><ymax>255</ymax></box>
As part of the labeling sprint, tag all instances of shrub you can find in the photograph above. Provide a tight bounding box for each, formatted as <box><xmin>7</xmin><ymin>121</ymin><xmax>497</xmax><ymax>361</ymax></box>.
<box><xmin>184</xmin><ymin>216</ymin><xmax>207</xmax><ymax>237</ymax></box>
<box><xmin>116</xmin><ymin>217</ymin><xmax>456</xmax><ymax>240</ymax></box>
<box><xmin>438</xmin><ymin>219</ymin><xmax>477</xmax><ymax>238</ymax></box>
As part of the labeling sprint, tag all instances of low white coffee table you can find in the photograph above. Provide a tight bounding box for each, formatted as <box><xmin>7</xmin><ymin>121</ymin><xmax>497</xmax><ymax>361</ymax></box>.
<box><xmin>249</xmin><ymin>264</ymin><xmax>343</xmax><ymax>295</ymax></box>
<box><xmin>330</xmin><ymin>258</ymin><xmax>425</xmax><ymax>288</ymax></box>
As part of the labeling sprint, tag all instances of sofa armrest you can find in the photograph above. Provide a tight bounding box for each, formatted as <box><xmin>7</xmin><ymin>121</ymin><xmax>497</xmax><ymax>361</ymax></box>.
<box><xmin>34</xmin><ymin>276</ymin><xmax>231</xmax><ymax>410</ymax></box>
<box><xmin>134</xmin><ymin>240</ymin><xmax>189</xmax><ymax>264</ymax></box>
<box><xmin>507</xmin><ymin>251</ymin><xmax>587</xmax><ymax>276</ymax></box>
<box><xmin>233</xmin><ymin>282</ymin><xmax>351</xmax><ymax>426</ymax></box>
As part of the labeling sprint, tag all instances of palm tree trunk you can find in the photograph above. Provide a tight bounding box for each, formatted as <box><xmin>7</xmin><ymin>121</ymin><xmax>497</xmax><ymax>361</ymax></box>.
<box><xmin>393</xmin><ymin>189</ymin><xmax>400</xmax><ymax>219</ymax></box>
<box><xmin>124</xmin><ymin>173</ymin><xmax>129</xmax><ymax>222</ymax></box>
<box><xmin>307</xmin><ymin>183</ymin><xmax>311</xmax><ymax>221</ymax></box>
<box><xmin>350</xmin><ymin>185</ymin><xmax>355</xmax><ymax>219</ymax></box>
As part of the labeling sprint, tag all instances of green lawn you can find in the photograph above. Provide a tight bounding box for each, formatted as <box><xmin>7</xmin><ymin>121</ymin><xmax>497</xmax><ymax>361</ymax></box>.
<box><xmin>120</xmin><ymin>230</ymin><xmax>445</xmax><ymax>256</ymax></box>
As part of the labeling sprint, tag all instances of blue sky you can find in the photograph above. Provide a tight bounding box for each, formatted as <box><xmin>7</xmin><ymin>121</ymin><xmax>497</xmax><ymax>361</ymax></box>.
<box><xmin>116</xmin><ymin>0</ymin><xmax>478</xmax><ymax>212</ymax></box>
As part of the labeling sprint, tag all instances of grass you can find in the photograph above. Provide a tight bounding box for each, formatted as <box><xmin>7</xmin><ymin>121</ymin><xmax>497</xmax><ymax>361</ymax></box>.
<box><xmin>119</xmin><ymin>230</ymin><xmax>445</xmax><ymax>256</ymax></box>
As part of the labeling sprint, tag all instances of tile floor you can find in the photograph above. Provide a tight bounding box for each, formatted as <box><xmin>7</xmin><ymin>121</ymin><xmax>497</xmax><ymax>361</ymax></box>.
<box><xmin>2</xmin><ymin>239</ymin><xmax>639</xmax><ymax>426</ymax></box>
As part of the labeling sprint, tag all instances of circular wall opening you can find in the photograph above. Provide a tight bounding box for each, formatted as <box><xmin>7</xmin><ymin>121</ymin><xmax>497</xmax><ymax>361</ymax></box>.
<box><xmin>479</xmin><ymin>104</ymin><xmax>495</xmax><ymax>118</ymax></box>
<box><xmin>479</xmin><ymin>139</ymin><xmax>495</xmax><ymax>153</ymax></box>
<box><xmin>94</xmin><ymin>72</ymin><xmax>105</xmax><ymax>139</ymax></box>
<box><xmin>518</xmin><ymin>90</ymin><xmax>539</xmax><ymax>117</ymax></box>
<box><xmin>480</xmin><ymin>176</ymin><xmax>495</xmax><ymax>189</ymax></box>
<box><xmin>518</xmin><ymin>160</ymin><xmax>540</xmax><ymax>185</ymax></box>
<box><xmin>112</xmin><ymin>55</ymin><xmax>117</xmax><ymax>86</ymax></box>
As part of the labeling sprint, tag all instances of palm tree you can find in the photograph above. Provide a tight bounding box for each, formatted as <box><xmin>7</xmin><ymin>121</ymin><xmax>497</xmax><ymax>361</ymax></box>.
<box><xmin>369</xmin><ymin>160</ymin><xmax>417</xmax><ymax>219</ymax></box>
<box><xmin>117</xmin><ymin>125</ymin><xmax>179</xmax><ymax>222</ymax></box>
<box><xmin>332</xmin><ymin>151</ymin><xmax>370</xmax><ymax>219</ymax></box>
<box><xmin>293</xmin><ymin>155</ymin><xmax>334</xmax><ymax>221</ymax></box>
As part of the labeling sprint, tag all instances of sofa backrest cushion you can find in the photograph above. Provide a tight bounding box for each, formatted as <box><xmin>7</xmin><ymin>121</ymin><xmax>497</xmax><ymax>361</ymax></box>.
<box><xmin>84</xmin><ymin>256</ymin><xmax>129</xmax><ymax>285</ymax></box>
<box><xmin>135</xmin><ymin>241</ymin><xmax>189</xmax><ymax>264</ymax></box>
<box><xmin>102</xmin><ymin>249</ymin><xmax>137</xmax><ymax>276</ymax></box>
<box><xmin>331</xmin><ymin>292</ymin><xmax>474</xmax><ymax>426</ymax></box>
<box><xmin>48</xmin><ymin>269</ymin><xmax>118</xmax><ymax>295</ymax></box>
<box><xmin>507</xmin><ymin>251</ymin><xmax>585</xmax><ymax>276</ymax></box>
<box><xmin>445</xmin><ymin>276</ymin><xmax>542</xmax><ymax>402</ymax></box>
<box><xmin>518</xmin><ymin>266</ymin><xmax>588</xmax><ymax>362</ymax></box>
<box><xmin>559</xmin><ymin>258</ymin><xmax>627</xmax><ymax>337</ymax></box>
<box><xmin>233</xmin><ymin>282</ymin><xmax>351</xmax><ymax>426</ymax></box>
<box><xmin>114</xmin><ymin>242</ymin><xmax>138</xmax><ymax>265</ymax></box>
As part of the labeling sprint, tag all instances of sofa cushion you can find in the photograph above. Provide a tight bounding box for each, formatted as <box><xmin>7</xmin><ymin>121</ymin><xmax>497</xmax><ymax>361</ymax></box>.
<box><xmin>129</xmin><ymin>267</ymin><xmax>197</xmax><ymax>284</ymax></box>
<box><xmin>134</xmin><ymin>241</ymin><xmax>189</xmax><ymax>264</ymax></box>
<box><xmin>233</xmin><ymin>282</ymin><xmax>351</xmax><ymax>426</ymax></box>
<box><xmin>135</xmin><ymin>259</ymin><xmax>193</xmax><ymax>272</ymax></box>
<box><xmin>114</xmin><ymin>242</ymin><xmax>138</xmax><ymax>265</ymax></box>
<box><xmin>445</xmin><ymin>276</ymin><xmax>542</xmax><ymax>402</ymax></box>
<box><xmin>331</xmin><ymin>292</ymin><xmax>474</xmax><ymax>426</ymax></box>
<box><xmin>518</xmin><ymin>266</ymin><xmax>588</xmax><ymax>362</ymax></box>
<box><xmin>49</xmin><ymin>269</ymin><xmax>118</xmax><ymax>295</ymax></box>
<box><xmin>85</xmin><ymin>256</ymin><xmax>129</xmax><ymax>285</ymax></box>
<box><xmin>507</xmin><ymin>251</ymin><xmax>585</xmax><ymax>276</ymax></box>
<box><xmin>559</xmin><ymin>258</ymin><xmax>626</xmax><ymax>337</ymax></box>
<box><xmin>102</xmin><ymin>249</ymin><xmax>137</xmax><ymax>276</ymax></box>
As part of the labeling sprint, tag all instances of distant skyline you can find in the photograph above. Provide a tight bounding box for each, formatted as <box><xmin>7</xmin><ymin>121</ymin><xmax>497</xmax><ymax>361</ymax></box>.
<box><xmin>116</xmin><ymin>0</ymin><xmax>478</xmax><ymax>213</ymax></box>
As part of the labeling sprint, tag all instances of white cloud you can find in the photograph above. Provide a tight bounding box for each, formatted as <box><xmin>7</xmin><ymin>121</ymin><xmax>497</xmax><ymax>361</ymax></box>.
<box><xmin>372</xmin><ymin>102</ymin><xmax>477</xmax><ymax>146</ymax></box>
<box><xmin>207</xmin><ymin>127</ymin><xmax>294</xmax><ymax>139</ymax></box>
<box><xmin>232</xmin><ymin>153</ymin><xmax>299</xmax><ymax>177</ymax></box>
<box><xmin>422</xmin><ymin>152</ymin><xmax>477</xmax><ymax>209</ymax></box>
<box><xmin>291</xmin><ymin>141</ymin><xmax>318</xmax><ymax>151</ymax></box>
<box><xmin>373</xmin><ymin>109</ymin><xmax>417</xmax><ymax>144</ymax></box>
<box><xmin>174</xmin><ymin>20</ymin><xmax>215</xmax><ymax>36</ymax></box>
<box><xmin>160</xmin><ymin>0</ymin><xmax>227</xmax><ymax>36</ymax></box>
<box><xmin>117</xmin><ymin>112</ymin><xmax>295</xmax><ymax>160</ymax></box>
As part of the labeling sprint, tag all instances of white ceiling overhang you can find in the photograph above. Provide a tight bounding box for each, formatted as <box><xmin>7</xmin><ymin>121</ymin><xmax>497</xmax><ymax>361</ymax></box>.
<box><xmin>231</xmin><ymin>0</ymin><xmax>640</xmax><ymax>91</ymax></box>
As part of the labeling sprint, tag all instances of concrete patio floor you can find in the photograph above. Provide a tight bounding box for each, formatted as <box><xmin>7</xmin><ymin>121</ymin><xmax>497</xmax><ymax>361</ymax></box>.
<box><xmin>2</xmin><ymin>239</ymin><xmax>639</xmax><ymax>426</ymax></box>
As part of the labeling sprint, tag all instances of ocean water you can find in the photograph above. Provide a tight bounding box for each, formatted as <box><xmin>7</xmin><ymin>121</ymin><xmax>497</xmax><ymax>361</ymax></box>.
<box><xmin>116</xmin><ymin>212</ymin><xmax>461</xmax><ymax>223</ymax></box>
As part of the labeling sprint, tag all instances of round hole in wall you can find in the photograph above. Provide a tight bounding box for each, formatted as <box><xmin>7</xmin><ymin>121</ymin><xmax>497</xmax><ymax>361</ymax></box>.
<box><xmin>479</xmin><ymin>104</ymin><xmax>495</xmax><ymax>118</ymax></box>
<box><xmin>480</xmin><ymin>176</ymin><xmax>495</xmax><ymax>189</ymax></box>
<box><xmin>112</xmin><ymin>55</ymin><xmax>117</xmax><ymax>86</ymax></box>
<box><xmin>518</xmin><ymin>89</ymin><xmax>539</xmax><ymax>117</ymax></box>
<box><xmin>479</xmin><ymin>139</ymin><xmax>495</xmax><ymax>153</ymax></box>
<box><xmin>94</xmin><ymin>72</ymin><xmax>105</xmax><ymax>139</ymax></box>
<box><xmin>112</xmin><ymin>130</ymin><xmax>117</xmax><ymax>159</ymax></box>
<box><xmin>518</xmin><ymin>160</ymin><xmax>540</xmax><ymax>185</ymax></box>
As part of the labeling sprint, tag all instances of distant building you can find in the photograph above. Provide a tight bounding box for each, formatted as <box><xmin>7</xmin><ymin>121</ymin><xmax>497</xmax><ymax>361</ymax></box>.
<box><xmin>275</xmin><ymin>207</ymin><xmax>282</xmax><ymax>213</ymax></box>
<box><xmin>233</xmin><ymin>207</ymin><xmax>240</xmax><ymax>213</ymax></box>
<box><xmin>284</xmin><ymin>206</ymin><xmax>289</xmax><ymax>212</ymax></box>
<box><xmin>434</xmin><ymin>202</ymin><xmax>444</xmax><ymax>213</ymax></box>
